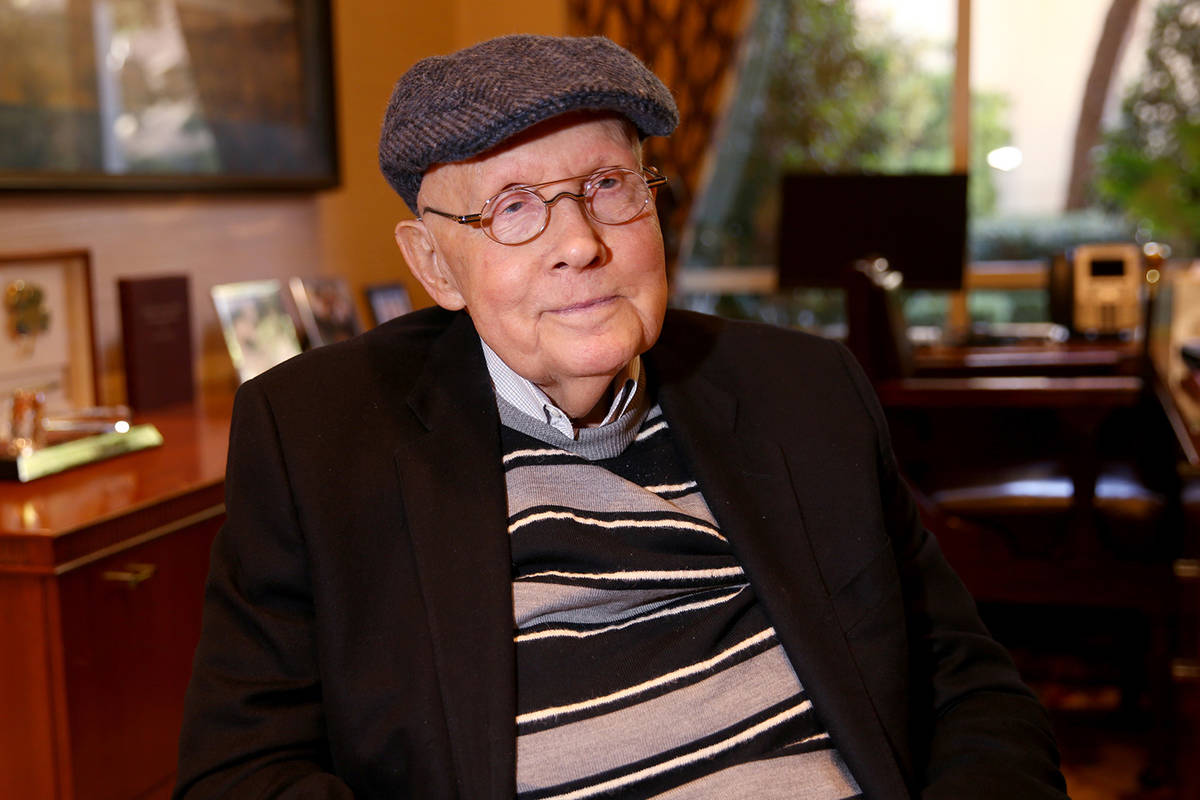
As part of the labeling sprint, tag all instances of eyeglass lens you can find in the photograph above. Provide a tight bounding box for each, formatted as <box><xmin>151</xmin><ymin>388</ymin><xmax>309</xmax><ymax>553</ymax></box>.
<box><xmin>483</xmin><ymin>168</ymin><xmax>653</xmax><ymax>245</ymax></box>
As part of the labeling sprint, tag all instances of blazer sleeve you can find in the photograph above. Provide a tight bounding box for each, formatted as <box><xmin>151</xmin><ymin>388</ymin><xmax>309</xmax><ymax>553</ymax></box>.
<box><xmin>173</xmin><ymin>379</ymin><xmax>354</xmax><ymax>799</ymax></box>
<box><xmin>833</xmin><ymin>344</ymin><xmax>1070</xmax><ymax>800</ymax></box>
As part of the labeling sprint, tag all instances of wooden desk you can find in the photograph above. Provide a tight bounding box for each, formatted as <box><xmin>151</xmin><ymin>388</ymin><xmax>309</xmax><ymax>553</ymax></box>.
<box><xmin>0</xmin><ymin>397</ymin><xmax>231</xmax><ymax>800</ymax></box>
<box><xmin>892</xmin><ymin>335</ymin><xmax>1200</xmax><ymax>791</ymax></box>
<box><xmin>1151</xmin><ymin>332</ymin><xmax>1200</xmax><ymax>797</ymax></box>
<box><xmin>878</xmin><ymin>375</ymin><xmax>1143</xmax><ymax>409</ymax></box>
<box><xmin>1152</xmin><ymin>362</ymin><xmax>1200</xmax><ymax>468</ymax></box>
<box><xmin>911</xmin><ymin>339</ymin><xmax>1142</xmax><ymax>376</ymax></box>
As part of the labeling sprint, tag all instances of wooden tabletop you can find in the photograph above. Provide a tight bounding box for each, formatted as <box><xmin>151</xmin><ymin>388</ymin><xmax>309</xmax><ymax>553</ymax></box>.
<box><xmin>1153</xmin><ymin>367</ymin><xmax>1200</xmax><ymax>468</ymax></box>
<box><xmin>0</xmin><ymin>394</ymin><xmax>233</xmax><ymax>573</ymax></box>
<box><xmin>911</xmin><ymin>339</ymin><xmax>1142</xmax><ymax>376</ymax></box>
<box><xmin>877</xmin><ymin>375</ymin><xmax>1144</xmax><ymax>409</ymax></box>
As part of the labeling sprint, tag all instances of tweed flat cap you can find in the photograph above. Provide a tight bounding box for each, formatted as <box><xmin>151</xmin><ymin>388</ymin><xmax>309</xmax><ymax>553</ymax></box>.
<box><xmin>379</xmin><ymin>34</ymin><xmax>679</xmax><ymax>213</ymax></box>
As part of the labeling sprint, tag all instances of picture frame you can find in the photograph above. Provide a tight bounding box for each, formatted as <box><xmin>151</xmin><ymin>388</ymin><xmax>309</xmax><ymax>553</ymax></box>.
<box><xmin>0</xmin><ymin>0</ymin><xmax>338</xmax><ymax>190</ymax></box>
<box><xmin>289</xmin><ymin>276</ymin><xmax>362</xmax><ymax>348</ymax></box>
<box><xmin>0</xmin><ymin>249</ymin><xmax>97</xmax><ymax>421</ymax></box>
<box><xmin>365</xmin><ymin>283</ymin><xmax>413</xmax><ymax>327</ymax></box>
<box><xmin>211</xmin><ymin>280</ymin><xmax>302</xmax><ymax>383</ymax></box>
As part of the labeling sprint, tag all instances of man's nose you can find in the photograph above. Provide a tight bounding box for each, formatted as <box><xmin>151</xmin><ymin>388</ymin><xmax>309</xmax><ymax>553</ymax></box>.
<box><xmin>545</xmin><ymin>193</ymin><xmax>604</xmax><ymax>270</ymax></box>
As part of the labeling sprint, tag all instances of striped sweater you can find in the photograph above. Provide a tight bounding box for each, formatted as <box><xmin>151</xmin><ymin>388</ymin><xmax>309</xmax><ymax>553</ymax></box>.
<box><xmin>501</xmin><ymin>398</ymin><xmax>862</xmax><ymax>799</ymax></box>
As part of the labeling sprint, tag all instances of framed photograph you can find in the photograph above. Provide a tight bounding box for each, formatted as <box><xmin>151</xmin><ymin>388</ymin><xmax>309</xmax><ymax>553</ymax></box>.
<box><xmin>365</xmin><ymin>283</ymin><xmax>413</xmax><ymax>327</ymax></box>
<box><xmin>211</xmin><ymin>280</ymin><xmax>302</xmax><ymax>383</ymax></box>
<box><xmin>289</xmin><ymin>276</ymin><xmax>361</xmax><ymax>348</ymax></box>
<box><xmin>0</xmin><ymin>250</ymin><xmax>97</xmax><ymax>424</ymax></box>
<box><xmin>0</xmin><ymin>0</ymin><xmax>337</xmax><ymax>190</ymax></box>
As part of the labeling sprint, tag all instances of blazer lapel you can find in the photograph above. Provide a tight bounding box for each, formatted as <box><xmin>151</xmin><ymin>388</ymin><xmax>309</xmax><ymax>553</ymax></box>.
<box><xmin>652</xmin><ymin>352</ymin><xmax>911</xmax><ymax>800</ymax></box>
<box><xmin>391</xmin><ymin>313</ymin><xmax>516</xmax><ymax>800</ymax></box>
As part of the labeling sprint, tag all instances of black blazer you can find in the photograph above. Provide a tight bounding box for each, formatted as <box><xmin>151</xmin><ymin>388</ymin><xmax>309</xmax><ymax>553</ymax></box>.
<box><xmin>175</xmin><ymin>307</ymin><xmax>1067</xmax><ymax>799</ymax></box>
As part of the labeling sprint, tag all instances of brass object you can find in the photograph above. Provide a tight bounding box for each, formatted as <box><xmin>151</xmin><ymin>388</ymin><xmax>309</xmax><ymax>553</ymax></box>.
<box><xmin>1176</xmin><ymin>558</ymin><xmax>1200</xmax><ymax>580</ymax></box>
<box><xmin>102</xmin><ymin>563</ymin><xmax>157</xmax><ymax>588</ymax></box>
<box><xmin>9</xmin><ymin>388</ymin><xmax>45</xmax><ymax>453</ymax></box>
<box><xmin>4</xmin><ymin>279</ymin><xmax>51</xmax><ymax>346</ymax></box>
<box><xmin>0</xmin><ymin>423</ymin><xmax>163</xmax><ymax>482</ymax></box>
<box><xmin>1172</xmin><ymin>659</ymin><xmax>1200</xmax><ymax>682</ymax></box>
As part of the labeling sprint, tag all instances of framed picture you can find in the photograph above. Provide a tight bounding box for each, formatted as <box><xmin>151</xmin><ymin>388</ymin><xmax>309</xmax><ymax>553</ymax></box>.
<box><xmin>211</xmin><ymin>280</ymin><xmax>302</xmax><ymax>383</ymax></box>
<box><xmin>365</xmin><ymin>283</ymin><xmax>413</xmax><ymax>327</ymax></box>
<box><xmin>289</xmin><ymin>276</ymin><xmax>361</xmax><ymax>348</ymax></box>
<box><xmin>1</xmin><ymin>0</ymin><xmax>337</xmax><ymax>190</ymax></box>
<box><xmin>0</xmin><ymin>250</ymin><xmax>97</xmax><ymax>422</ymax></box>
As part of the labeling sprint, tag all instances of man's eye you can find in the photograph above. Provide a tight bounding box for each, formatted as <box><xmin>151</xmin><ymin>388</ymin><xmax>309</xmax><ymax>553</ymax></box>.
<box><xmin>496</xmin><ymin>194</ymin><xmax>529</xmax><ymax>215</ymax></box>
<box><xmin>594</xmin><ymin>176</ymin><xmax>620</xmax><ymax>191</ymax></box>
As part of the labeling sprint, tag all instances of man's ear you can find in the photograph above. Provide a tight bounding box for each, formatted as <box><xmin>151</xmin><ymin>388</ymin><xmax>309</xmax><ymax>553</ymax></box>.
<box><xmin>394</xmin><ymin>219</ymin><xmax>465</xmax><ymax>310</ymax></box>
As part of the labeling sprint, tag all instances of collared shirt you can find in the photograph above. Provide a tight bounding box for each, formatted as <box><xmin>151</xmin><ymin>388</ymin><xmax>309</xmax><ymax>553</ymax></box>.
<box><xmin>480</xmin><ymin>337</ymin><xmax>641</xmax><ymax>439</ymax></box>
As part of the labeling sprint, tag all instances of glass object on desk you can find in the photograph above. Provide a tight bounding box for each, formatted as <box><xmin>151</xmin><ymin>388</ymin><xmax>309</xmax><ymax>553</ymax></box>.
<box><xmin>672</xmin><ymin>288</ymin><xmax>847</xmax><ymax>339</ymax></box>
<box><xmin>0</xmin><ymin>400</ymin><xmax>158</xmax><ymax>483</ymax></box>
<box><xmin>969</xmin><ymin>288</ymin><xmax>1049</xmax><ymax>324</ymax></box>
<box><xmin>902</xmin><ymin>285</ymin><xmax>1053</xmax><ymax>345</ymax></box>
<box><xmin>901</xmin><ymin>290</ymin><xmax>950</xmax><ymax>329</ymax></box>
<box><xmin>672</xmin><ymin>282</ymin><xmax>1059</xmax><ymax>346</ymax></box>
<box><xmin>8</xmin><ymin>388</ymin><xmax>45</xmax><ymax>454</ymax></box>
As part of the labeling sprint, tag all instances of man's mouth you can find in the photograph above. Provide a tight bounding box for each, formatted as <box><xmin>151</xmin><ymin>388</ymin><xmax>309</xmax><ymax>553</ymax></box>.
<box><xmin>555</xmin><ymin>295</ymin><xmax>616</xmax><ymax>313</ymax></box>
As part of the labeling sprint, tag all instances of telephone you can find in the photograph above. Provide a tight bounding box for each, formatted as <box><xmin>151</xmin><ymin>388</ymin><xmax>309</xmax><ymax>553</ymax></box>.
<box><xmin>1048</xmin><ymin>243</ymin><xmax>1143</xmax><ymax>337</ymax></box>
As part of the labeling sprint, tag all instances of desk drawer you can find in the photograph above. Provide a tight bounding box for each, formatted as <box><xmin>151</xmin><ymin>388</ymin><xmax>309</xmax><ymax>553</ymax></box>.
<box><xmin>57</xmin><ymin>513</ymin><xmax>221</xmax><ymax>800</ymax></box>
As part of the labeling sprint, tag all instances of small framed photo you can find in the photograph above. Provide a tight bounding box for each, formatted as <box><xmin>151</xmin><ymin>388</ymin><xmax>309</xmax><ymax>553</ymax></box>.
<box><xmin>289</xmin><ymin>276</ymin><xmax>362</xmax><ymax>348</ymax></box>
<box><xmin>0</xmin><ymin>249</ymin><xmax>96</xmax><ymax>417</ymax></box>
<box><xmin>365</xmin><ymin>283</ymin><xmax>412</xmax><ymax>327</ymax></box>
<box><xmin>211</xmin><ymin>280</ymin><xmax>302</xmax><ymax>383</ymax></box>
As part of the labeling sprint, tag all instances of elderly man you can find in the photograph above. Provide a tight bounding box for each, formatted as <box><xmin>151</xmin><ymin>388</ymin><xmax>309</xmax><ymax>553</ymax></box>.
<box><xmin>175</xmin><ymin>35</ymin><xmax>1068</xmax><ymax>799</ymax></box>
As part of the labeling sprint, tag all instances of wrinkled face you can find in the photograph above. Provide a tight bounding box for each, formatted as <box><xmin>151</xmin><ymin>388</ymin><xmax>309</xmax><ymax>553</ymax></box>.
<box><xmin>402</xmin><ymin>114</ymin><xmax>668</xmax><ymax>405</ymax></box>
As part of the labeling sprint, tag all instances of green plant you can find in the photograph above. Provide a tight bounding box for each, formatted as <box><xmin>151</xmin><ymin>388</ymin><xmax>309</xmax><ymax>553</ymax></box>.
<box><xmin>1095</xmin><ymin>0</ymin><xmax>1200</xmax><ymax>256</ymax></box>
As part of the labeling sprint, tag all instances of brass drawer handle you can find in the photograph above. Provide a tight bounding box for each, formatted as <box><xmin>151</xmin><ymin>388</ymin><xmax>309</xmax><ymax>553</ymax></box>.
<box><xmin>1174</xmin><ymin>659</ymin><xmax>1200</xmax><ymax>682</ymax></box>
<box><xmin>1174</xmin><ymin>559</ymin><xmax>1200</xmax><ymax>580</ymax></box>
<box><xmin>102</xmin><ymin>563</ymin><xmax>157</xmax><ymax>588</ymax></box>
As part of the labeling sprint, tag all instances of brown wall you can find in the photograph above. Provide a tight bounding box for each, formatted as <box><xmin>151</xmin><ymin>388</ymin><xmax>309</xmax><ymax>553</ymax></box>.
<box><xmin>0</xmin><ymin>0</ymin><xmax>566</xmax><ymax>404</ymax></box>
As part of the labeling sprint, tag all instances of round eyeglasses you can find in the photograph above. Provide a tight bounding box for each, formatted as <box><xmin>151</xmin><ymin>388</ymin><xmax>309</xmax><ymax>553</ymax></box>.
<box><xmin>420</xmin><ymin>166</ymin><xmax>667</xmax><ymax>246</ymax></box>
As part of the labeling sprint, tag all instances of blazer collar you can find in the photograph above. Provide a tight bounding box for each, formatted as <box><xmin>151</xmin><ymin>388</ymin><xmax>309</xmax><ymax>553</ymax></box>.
<box><xmin>647</xmin><ymin>337</ymin><xmax>911</xmax><ymax>800</ymax></box>
<box><xmin>393</xmin><ymin>311</ymin><xmax>517</xmax><ymax>800</ymax></box>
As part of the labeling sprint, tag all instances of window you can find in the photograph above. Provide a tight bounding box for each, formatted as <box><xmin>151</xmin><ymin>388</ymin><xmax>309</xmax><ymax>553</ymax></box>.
<box><xmin>676</xmin><ymin>0</ymin><xmax>1199</xmax><ymax>334</ymax></box>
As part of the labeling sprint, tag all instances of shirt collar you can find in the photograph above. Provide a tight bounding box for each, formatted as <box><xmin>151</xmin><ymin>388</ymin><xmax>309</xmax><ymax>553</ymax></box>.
<box><xmin>479</xmin><ymin>337</ymin><xmax>641</xmax><ymax>440</ymax></box>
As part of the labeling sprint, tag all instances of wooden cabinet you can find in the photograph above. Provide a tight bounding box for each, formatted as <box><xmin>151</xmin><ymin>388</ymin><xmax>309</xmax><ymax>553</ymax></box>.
<box><xmin>1178</xmin><ymin>481</ymin><xmax>1200</xmax><ymax>800</ymax></box>
<box><xmin>0</xmin><ymin>398</ymin><xmax>231</xmax><ymax>800</ymax></box>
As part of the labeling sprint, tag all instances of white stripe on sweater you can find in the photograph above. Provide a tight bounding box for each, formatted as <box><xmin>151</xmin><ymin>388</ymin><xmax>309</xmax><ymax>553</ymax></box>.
<box><xmin>504</xmin><ymin>447</ymin><xmax>572</xmax><ymax>464</ymax></box>
<box><xmin>517</xmin><ymin>628</ymin><xmax>776</xmax><ymax>725</ymax></box>
<box><xmin>516</xmin><ymin>587</ymin><xmax>746</xmax><ymax>642</ymax></box>
<box><xmin>537</xmin><ymin>700</ymin><xmax>817</xmax><ymax>800</ymax></box>
<box><xmin>635</xmin><ymin>420</ymin><xmax>668</xmax><ymax>441</ymax></box>
<box><xmin>643</xmin><ymin>481</ymin><xmax>698</xmax><ymax>494</ymax></box>
<box><xmin>518</xmin><ymin>566</ymin><xmax>744</xmax><ymax>584</ymax></box>
<box><xmin>508</xmin><ymin>510</ymin><xmax>727</xmax><ymax>541</ymax></box>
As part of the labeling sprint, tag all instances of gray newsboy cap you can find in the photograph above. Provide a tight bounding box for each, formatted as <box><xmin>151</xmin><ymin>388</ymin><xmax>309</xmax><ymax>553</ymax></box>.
<box><xmin>379</xmin><ymin>34</ymin><xmax>679</xmax><ymax>213</ymax></box>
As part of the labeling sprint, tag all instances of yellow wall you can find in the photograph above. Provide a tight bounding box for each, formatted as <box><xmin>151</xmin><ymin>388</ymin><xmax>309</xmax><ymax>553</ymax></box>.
<box><xmin>319</xmin><ymin>0</ymin><xmax>569</xmax><ymax>319</ymax></box>
<box><xmin>0</xmin><ymin>0</ymin><xmax>566</xmax><ymax>403</ymax></box>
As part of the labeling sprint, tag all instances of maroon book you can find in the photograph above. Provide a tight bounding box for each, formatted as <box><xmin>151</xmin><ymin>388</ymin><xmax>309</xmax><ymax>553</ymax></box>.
<box><xmin>118</xmin><ymin>275</ymin><xmax>195</xmax><ymax>411</ymax></box>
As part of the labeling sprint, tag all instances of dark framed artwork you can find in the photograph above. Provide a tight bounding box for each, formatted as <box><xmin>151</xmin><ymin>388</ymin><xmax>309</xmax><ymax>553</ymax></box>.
<box><xmin>0</xmin><ymin>0</ymin><xmax>338</xmax><ymax>190</ymax></box>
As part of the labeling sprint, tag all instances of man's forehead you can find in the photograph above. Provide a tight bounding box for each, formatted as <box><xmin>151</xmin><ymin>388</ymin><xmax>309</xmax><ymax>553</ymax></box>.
<box><xmin>420</xmin><ymin>114</ymin><xmax>639</xmax><ymax>204</ymax></box>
